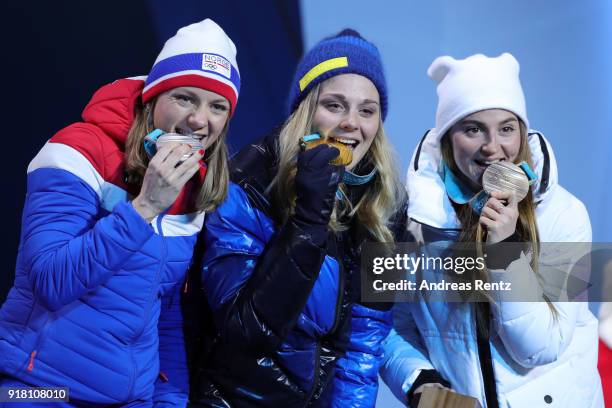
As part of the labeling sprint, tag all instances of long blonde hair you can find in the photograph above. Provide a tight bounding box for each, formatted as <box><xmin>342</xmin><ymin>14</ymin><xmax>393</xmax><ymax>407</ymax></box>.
<box><xmin>124</xmin><ymin>96</ymin><xmax>230</xmax><ymax>213</ymax></box>
<box><xmin>270</xmin><ymin>83</ymin><xmax>405</xmax><ymax>243</ymax></box>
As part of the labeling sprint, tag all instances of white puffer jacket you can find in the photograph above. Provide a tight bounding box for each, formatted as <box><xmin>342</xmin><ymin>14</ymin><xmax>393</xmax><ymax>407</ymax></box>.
<box><xmin>380</xmin><ymin>129</ymin><xmax>603</xmax><ymax>407</ymax></box>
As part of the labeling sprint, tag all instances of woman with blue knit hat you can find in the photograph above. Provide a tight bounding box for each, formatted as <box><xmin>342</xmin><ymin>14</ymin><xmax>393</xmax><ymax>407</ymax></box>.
<box><xmin>0</xmin><ymin>18</ymin><xmax>240</xmax><ymax>406</ymax></box>
<box><xmin>380</xmin><ymin>53</ymin><xmax>603</xmax><ymax>407</ymax></box>
<box><xmin>190</xmin><ymin>29</ymin><xmax>407</xmax><ymax>406</ymax></box>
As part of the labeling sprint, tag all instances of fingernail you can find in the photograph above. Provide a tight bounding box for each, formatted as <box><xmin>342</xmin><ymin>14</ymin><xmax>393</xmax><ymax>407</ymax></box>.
<box><xmin>198</xmin><ymin>149</ymin><xmax>205</xmax><ymax>155</ymax></box>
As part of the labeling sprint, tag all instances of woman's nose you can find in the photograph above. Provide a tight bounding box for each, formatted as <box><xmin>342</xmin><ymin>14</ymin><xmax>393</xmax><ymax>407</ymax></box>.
<box><xmin>481</xmin><ymin>134</ymin><xmax>500</xmax><ymax>155</ymax></box>
<box><xmin>187</xmin><ymin>106</ymin><xmax>208</xmax><ymax>131</ymax></box>
<box><xmin>339</xmin><ymin>109</ymin><xmax>358</xmax><ymax>131</ymax></box>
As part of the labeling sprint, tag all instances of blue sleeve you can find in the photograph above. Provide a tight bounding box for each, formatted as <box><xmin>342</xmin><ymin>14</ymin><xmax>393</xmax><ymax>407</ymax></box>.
<box><xmin>380</xmin><ymin>303</ymin><xmax>435</xmax><ymax>405</ymax></box>
<box><xmin>322</xmin><ymin>304</ymin><xmax>392</xmax><ymax>408</ymax></box>
<box><xmin>22</xmin><ymin>167</ymin><xmax>153</xmax><ymax>311</ymax></box>
<box><xmin>153</xmin><ymin>281</ymin><xmax>189</xmax><ymax>408</ymax></box>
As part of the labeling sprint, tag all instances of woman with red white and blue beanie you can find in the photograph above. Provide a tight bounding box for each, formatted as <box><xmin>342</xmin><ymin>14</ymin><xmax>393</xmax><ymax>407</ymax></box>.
<box><xmin>190</xmin><ymin>29</ymin><xmax>407</xmax><ymax>407</ymax></box>
<box><xmin>0</xmin><ymin>18</ymin><xmax>239</xmax><ymax>407</ymax></box>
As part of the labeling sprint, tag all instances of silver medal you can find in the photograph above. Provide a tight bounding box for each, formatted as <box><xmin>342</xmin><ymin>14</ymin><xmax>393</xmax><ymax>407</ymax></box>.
<box><xmin>155</xmin><ymin>133</ymin><xmax>203</xmax><ymax>162</ymax></box>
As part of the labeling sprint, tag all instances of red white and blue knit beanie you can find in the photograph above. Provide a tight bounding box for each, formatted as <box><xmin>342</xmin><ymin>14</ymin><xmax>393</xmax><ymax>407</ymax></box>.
<box><xmin>428</xmin><ymin>53</ymin><xmax>529</xmax><ymax>140</ymax></box>
<box><xmin>287</xmin><ymin>29</ymin><xmax>388</xmax><ymax>120</ymax></box>
<box><xmin>142</xmin><ymin>18</ymin><xmax>240</xmax><ymax>116</ymax></box>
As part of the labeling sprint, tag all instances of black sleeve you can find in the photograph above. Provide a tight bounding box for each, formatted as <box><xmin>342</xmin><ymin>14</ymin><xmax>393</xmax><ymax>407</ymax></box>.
<box><xmin>202</xmin><ymin>212</ymin><xmax>327</xmax><ymax>356</ymax></box>
<box><xmin>407</xmin><ymin>369</ymin><xmax>452</xmax><ymax>407</ymax></box>
<box><xmin>485</xmin><ymin>232</ymin><xmax>525</xmax><ymax>269</ymax></box>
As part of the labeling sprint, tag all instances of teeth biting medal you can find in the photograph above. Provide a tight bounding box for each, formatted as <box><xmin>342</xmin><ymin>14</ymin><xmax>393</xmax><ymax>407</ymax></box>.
<box><xmin>299</xmin><ymin>133</ymin><xmax>353</xmax><ymax>166</ymax></box>
<box><xmin>143</xmin><ymin>129</ymin><xmax>204</xmax><ymax>162</ymax></box>
<box><xmin>482</xmin><ymin>161</ymin><xmax>537</xmax><ymax>202</ymax></box>
<box><xmin>443</xmin><ymin>160</ymin><xmax>538</xmax><ymax>214</ymax></box>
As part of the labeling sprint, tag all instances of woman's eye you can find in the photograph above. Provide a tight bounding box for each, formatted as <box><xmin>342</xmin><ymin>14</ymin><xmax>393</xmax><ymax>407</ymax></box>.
<box><xmin>360</xmin><ymin>108</ymin><xmax>375</xmax><ymax>117</ymax></box>
<box><xmin>501</xmin><ymin>126</ymin><xmax>515</xmax><ymax>133</ymax></box>
<box><xmin>465</xmin><ymin>126</ymin><xmax>480</xmax><ymax>134</ymax></box>
<box><xmin>212</xmin><ymin>103</ymin><xmax>229</xmax><ymax>113</ymax></box>
<box><xmin>325</xmin><ymin>102</ymin><xmax>343</xmax><ymax>112</ymax></box>
<box><xmin>174</xmin><ymin>94</ymin><xmax>194</xmax><ymax>105</ymax></box>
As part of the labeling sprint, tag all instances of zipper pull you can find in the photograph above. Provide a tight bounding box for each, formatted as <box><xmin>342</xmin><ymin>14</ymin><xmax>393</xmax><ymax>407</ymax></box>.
<box><xmin>27</xmin><ymin>350</ymin><xmax>37</xmax><ymax>372</ymax></box>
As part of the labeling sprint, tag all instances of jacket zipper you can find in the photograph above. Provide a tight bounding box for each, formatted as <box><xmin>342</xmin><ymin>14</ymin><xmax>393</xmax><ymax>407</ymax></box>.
<box><xmin>304</xmin><ymin>257</ymin><xmax>344</xmax><ymax>405</ymax></box>
<box><xmin>27</xmin><ymin>312</ymin><xmax>55</xmax><ymax>372</ymax></box>
<box><xmin>303</xmin><ymin>341</ymin><xmax>321</xmax><ymax>407</ymax></box>
<box><xmin>301</xmin><ymin>254</ymin><xmax>344</xmax><ymax>405</ymax></box>
<box><xmin>474</xmin><ymin>303</ymin><xmax>500</xmax><ymax>408</ymax></box>
<box><xmin>328</xmin><ymin>258</ymin><xmax>345</xmax><ymax>336</ymax></box>
<box><xmin>126</xmin><ymin>211</ymin><xmax>169</xmax><ymax>399</ymax></box>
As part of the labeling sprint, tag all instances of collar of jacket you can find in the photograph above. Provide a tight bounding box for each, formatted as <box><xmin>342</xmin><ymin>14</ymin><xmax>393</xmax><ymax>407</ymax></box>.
<box><xmin>343</xmin><ymin>159</ymin><xmax>377</xmax><ymax>185</ymax></box>
<box><xmin>229</xmin><ymin>130</ymin><xmax>281</xmax><ymax>214</ymax></box>
<box><xmin>441</xmin><ymin>162</ymin><xmax>490</xmax><ymax>215</ymax></box>
<box><xmin>337</xmin><ymin>158</ymin><xmax>377</xmax><ymax>200</ymax></box>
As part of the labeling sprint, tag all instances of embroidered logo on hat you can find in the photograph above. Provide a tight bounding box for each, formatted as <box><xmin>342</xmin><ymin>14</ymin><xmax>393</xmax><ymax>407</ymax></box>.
<box><xmin>202</xmin><ymin>53</ymin><xmax>231</xmax><ymax>79</ymax></box>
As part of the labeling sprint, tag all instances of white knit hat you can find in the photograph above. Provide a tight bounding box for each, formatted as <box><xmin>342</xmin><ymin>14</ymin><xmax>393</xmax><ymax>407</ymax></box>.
<box><xmin>142</xmin><ymin>18</ymin><xmax>240</xmax><ymax>115</ymax></box>
<box><xmin>428</xmin><ymin>53</ymin><xmax>528</xmax><ymax>140</ymax></box>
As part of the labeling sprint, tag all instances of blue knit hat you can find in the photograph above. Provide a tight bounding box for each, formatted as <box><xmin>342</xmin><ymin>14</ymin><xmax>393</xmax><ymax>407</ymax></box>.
<box><xmin>287</xmin><ymin>29</ymin><xmax>388</xmax><ymax>120</ymax></box>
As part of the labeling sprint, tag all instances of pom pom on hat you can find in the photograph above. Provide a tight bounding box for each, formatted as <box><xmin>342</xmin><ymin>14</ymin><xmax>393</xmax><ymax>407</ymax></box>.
<box><xmin>429</xmin><ymin>53</ymin><xmax>528</xmax><ymax>140</ymax></box>
<box><xmin>287</xmin><ymin>28</ymin><xmax>388</xmax><ymax>120</ymax></box>
<box><xmin>143</xmin><ymin>18</ymin><xmax>240</xmax><ymax>115</ymax></box>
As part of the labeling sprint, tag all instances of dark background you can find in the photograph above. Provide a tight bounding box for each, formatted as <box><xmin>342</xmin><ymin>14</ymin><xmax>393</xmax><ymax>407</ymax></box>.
<box><xmin>1</xmin><ymin>1</ymin><xmax>303</xmax><ymax>302</ymax></box>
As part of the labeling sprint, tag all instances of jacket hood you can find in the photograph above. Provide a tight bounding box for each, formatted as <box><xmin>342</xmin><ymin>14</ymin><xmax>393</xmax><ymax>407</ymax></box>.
<box><xmin>407</xmin><ymin>128</ymin><xmax>559</xmax><ymax>229</ymax></box>
<box><xmin>81</xmin><ymin>77</ymin><xmax>146</xmax><ymax>146</ymax></box>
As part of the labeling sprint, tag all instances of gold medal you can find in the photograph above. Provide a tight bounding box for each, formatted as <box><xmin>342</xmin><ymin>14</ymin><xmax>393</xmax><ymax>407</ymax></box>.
<box><xmin>299</xmin><ymin>133</ymin><xmax>352</xmax><ymax>166</ymax></box>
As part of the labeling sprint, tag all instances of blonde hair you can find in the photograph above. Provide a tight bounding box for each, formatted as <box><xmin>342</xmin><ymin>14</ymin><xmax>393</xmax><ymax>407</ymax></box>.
<box><xmin>270</xmin><ymin>83</ymin><xmax>405</xmax><ymax>243</ymax></box>
<box><xmin>124</xmin><ymin>96</ymin><xmax>230</xmax><ymax>213</ymax></box>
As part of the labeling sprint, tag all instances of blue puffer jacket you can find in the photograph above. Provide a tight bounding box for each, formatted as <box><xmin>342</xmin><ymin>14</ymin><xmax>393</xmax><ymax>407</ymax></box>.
<box><xmin>0</xmin><ymin>78</ymin><xmax>200</xmax><ymax>405</ymax></box>
<box><xmin>190</xmin><ymin>134</ymin><xmax>405</xmax><ymax>407</ymax></box>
